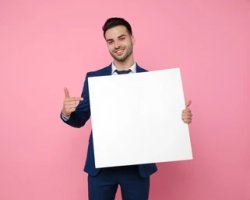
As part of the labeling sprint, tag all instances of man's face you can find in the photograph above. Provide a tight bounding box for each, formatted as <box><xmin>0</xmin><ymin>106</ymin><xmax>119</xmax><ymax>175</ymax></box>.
<box><xmin>104</xmin><ymin>25</ymin><xmax>134</xmax><ymax>63</ymax></box>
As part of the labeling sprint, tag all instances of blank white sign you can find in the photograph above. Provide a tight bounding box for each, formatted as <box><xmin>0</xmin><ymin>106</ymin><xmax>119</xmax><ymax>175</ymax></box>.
<box><xmin>88</xmin><ymin>68</ymin><xmax>192</xmax><ymax>168</ymax></box>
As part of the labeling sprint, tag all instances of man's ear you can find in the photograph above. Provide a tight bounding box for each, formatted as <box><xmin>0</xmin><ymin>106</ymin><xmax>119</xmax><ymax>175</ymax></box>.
<box><xmin>131</xmin><ymin>35</ymin><xmax>135</xmax><ymax>45</ymax></box>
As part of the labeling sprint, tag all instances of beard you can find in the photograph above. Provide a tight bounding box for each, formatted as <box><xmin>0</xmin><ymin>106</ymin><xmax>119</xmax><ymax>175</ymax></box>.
<box><xmin>110</xmin><ymin>46</ymin><xmax>133</xmax><ymax>62</ymax></box>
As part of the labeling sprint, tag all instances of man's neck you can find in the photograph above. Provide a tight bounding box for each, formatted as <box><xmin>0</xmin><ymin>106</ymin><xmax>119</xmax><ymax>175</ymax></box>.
<box><xmin>113</xmin><ymin>58</ymin><xmax>135</xmax><ymax>70</ymax></box>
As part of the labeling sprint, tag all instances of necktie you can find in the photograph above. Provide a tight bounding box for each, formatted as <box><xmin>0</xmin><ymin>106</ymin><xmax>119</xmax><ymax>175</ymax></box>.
<box><xmin>115</xmin><ymin>69</ymin><xmax>131</xmax><ymax>75</ymax></box>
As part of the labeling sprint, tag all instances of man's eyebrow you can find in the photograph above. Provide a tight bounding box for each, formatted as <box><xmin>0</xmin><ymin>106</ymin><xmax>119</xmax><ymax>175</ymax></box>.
<box><xmin>106</xmin><ymin>38</ymin><xmax>113</xmax><ymax>42</ymax></box>
<box><xmin>106</xmin><ymin>34</ymin><xmax>127</xmax><ymax>42</ymax></box>
<box><xmin>118</xmin><ymin>34</ymin><xmax>126</xmax><ymax>38</ymax></box>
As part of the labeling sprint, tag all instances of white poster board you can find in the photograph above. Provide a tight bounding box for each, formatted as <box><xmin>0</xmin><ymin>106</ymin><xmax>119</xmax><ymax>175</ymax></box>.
<box><xmin>88</xmin><ymin>68</ymin><xmax>192</xmax><ymax>168</ymax></box>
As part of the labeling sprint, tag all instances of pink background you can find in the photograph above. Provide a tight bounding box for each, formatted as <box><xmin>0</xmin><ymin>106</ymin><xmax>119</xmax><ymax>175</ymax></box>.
<box><xmin>1</xmin><ymin>0</ymin><xmax>249</xmax><ymax>199</ymax></box>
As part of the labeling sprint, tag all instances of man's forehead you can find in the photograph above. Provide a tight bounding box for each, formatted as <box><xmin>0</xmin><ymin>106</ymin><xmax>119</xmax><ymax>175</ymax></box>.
<box><xmin>105</xmin><ymin>25</ymin><xmax>129</xmax><ymax>39</ymax></box>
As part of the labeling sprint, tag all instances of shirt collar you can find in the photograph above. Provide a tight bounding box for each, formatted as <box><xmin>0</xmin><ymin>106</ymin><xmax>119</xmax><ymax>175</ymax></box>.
<box><xmin>111</xmin><ymin>63</ymin><xmax>137</xmax><ymax>74</ymax></box>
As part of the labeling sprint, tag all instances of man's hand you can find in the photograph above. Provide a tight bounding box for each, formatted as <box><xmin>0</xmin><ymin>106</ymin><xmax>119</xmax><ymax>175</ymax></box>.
<box><xmin>182</xmin><ymin>100</ymin><xmax>193</xmax><ymax>124</ymax></box>
<box><xmin>62</xmin><ymin>87</ymin><xmax>83</xmax><ymax>117</ymax></box>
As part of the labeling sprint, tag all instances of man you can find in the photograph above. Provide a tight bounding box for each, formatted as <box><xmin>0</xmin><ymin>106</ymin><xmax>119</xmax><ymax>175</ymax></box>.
<box><xmin>61</xmin><ymin>17</ymin><xmax>192</xmax><ymax>200</ymax></box>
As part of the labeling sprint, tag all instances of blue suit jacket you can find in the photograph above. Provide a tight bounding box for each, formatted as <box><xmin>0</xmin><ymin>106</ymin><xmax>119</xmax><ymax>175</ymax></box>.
<box><xmin>61</xmin><ymin>64</ymin><xmax>157</xmax><ymax>177</ymax></box>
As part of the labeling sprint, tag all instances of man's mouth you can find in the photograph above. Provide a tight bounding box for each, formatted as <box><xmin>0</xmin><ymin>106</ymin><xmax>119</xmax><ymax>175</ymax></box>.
<box><xmin>115</xmin><ymin>49</ymin><xmax>124</xmax><ymax>56</ymax></box>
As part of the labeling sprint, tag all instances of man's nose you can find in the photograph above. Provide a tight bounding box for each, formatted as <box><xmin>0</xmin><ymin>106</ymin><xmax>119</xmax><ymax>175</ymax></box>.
<box><xmin>114</xmin><ymin>41</ymin><xmax>120</xmax><ymax>49</ymax></box>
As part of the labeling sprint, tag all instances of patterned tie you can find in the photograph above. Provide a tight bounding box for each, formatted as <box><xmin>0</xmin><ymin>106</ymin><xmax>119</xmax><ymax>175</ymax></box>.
<box><xmin>115</xmin><ymin>69</ymin><xmax>131</xmax><ymax>75</ymax></box>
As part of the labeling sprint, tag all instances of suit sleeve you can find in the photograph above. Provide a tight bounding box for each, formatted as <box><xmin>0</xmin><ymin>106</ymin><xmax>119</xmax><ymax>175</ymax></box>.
<box><xmin>60</xmin><ymin>73</ymin><xmax>91</xmax><ymax>128</ymax></box>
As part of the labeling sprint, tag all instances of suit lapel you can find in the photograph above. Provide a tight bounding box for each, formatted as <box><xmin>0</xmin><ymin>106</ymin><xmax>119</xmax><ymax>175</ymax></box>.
<box><xmin>136</xmin><ymin>64</ymin><xmax>147</xmax><ymax>73</ymax></box>
<box><xmin>103</xmin><ymin>64</ymin><xmax>112</xmax><ymax>75</ymax></box>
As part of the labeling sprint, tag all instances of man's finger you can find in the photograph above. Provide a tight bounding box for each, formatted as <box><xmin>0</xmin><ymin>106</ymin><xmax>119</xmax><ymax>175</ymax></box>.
<box><xmin>64</xmin><ymin>87</ymin><xmax>70</xmax><ymax>98</ymax></box>
<box><xmin>64</xmin><ymin>97</ymin><xmax>83</xmax><ymax>102</ymax></box>
<box><xmin>72</xmin><ymin>97</ymin><xmax>83</xmax><ymax>101</ymax></box>
<box><xmin>185</xmin><ymin>100</ymin><xmax>192</xmax><ymax>108</ymax></box>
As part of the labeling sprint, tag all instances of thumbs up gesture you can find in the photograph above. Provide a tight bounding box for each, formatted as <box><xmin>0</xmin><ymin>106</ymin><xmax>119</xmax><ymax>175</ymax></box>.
<box><xmin>62</xmin><ymin>87</ymin><xmax>83</xmax><ymax>117</ymax></box>
<box><xmin>182</xmin><ymin>100</ymin><xmax>193</xmax><ymax>124</ymax></box>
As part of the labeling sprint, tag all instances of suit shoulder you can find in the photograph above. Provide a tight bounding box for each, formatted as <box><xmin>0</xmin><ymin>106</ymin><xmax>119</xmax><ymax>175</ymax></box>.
<box><xmin>86</xmin><ymin>65</ymin><xmax>111</xmax><ymax>77</ymax></box>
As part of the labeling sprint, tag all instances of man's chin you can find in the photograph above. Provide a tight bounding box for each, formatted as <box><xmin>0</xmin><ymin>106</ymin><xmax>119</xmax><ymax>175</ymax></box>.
<box><xmin>112</xmin><ymin>55</ymin><xmax>126</xmax><ymax>62</ymax></box>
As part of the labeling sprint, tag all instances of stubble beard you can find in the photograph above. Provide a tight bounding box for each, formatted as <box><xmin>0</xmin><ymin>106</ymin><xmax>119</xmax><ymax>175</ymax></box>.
<box><xmin>111</xmin><ymin>46</ymin><xmax>133</xmax><ymax>63</ymax></box>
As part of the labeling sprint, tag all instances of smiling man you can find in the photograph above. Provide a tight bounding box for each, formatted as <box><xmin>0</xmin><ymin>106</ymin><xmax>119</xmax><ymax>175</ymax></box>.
<box><xmin>105</xmin><ymin>25</ymin><xmax>134</xmax><ymax>66</ymax></box>
<box><xmin>61</xmin><ymin>17</ymin><xmax>192</xmax><ymax>200</ymax></box>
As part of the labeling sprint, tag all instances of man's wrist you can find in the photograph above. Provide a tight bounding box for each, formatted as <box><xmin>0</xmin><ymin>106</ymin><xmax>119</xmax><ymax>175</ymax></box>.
<box><xmin>61</xmin><ymin>112</ymin><xmax>70</xmax><ymax>121</ymax></box>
